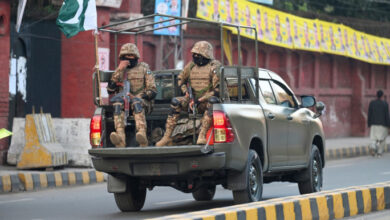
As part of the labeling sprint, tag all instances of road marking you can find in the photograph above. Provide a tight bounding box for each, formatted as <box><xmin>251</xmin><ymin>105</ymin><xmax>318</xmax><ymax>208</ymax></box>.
<box><xmin>327</xmin><ymin>163</ymin><xmax>354</xmax><ymax>168</ymax></box>
<box><xmin>0</xmin><ymin>198</ymin><xmax>34</xmax><ymax>204</ymax></box>
<box><xmin>155</xmin><ymin>199</ymin><xmax>193</xmax><ymax>205</ymax></box>
<box><xmin>380</xmin><ymin>171</ymin><xmax>390</xmax><ymax>175</ymax></box>
<box><xmin>287</xmin><ymin>184</ymin><xmax>296</xmax><ymax>187</ymax></box>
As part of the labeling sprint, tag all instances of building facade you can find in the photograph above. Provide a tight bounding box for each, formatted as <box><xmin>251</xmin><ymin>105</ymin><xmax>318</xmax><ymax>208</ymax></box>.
<box><xmin>1</xmin><ymin>0</ymin><xmax>389</xmax><ymax>164</ymax></box>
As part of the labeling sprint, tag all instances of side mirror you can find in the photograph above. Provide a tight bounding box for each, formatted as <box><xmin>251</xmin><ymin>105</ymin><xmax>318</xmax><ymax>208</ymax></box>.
<box><xmin>301</xmin><ymin>96</ymin><xmax>316</xmax><ymax>108</ymax></box>
<box><xmin>314</xmin><ymin>101</ymin><xmax>325</xmax><ymax>118</ymax></box>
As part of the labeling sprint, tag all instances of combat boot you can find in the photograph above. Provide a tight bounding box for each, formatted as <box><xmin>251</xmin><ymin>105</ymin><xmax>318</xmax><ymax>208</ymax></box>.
<box><xmin>156</xmin><ymin>114</ymin><xmax>179</xmax><ymax>147</ymax></box>
<box><xmin>110</xmin><ymin>112</ymin><xmax>126</xmax><ymax>147</ymax></box>
<box><xmin>196</xmin><ymin>114</ymin><xmax>212</xmax><ymax>145</ymax></box>
<box><xmin>134</xmin><ymin>111</ymin><xmax>148</xmax><ymax>147</ymax></box>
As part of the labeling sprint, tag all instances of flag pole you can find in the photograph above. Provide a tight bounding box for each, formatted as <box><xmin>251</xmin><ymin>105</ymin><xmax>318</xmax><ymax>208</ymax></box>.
<box><xmin>94</xmin><ymin>31</ymin><xmax>102</xmax><ymax>106</ymax></box>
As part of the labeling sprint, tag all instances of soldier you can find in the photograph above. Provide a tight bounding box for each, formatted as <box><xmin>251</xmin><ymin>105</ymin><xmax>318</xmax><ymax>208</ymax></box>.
<box><xmin>107</xmin><ymin>43</ymin><xmax>157</xmax><ymax>147</ymax></box>
<box><xmin>156</xmin><ymin>41</ymin><xmax>221</xmax><ymax>146</ymax></box>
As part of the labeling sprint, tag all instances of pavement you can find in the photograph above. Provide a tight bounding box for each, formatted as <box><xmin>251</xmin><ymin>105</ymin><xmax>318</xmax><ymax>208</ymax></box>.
<box><xmin>1</xmin><ymin>136</ymin><xmax>389</xmax><ymax>194</ymax></box>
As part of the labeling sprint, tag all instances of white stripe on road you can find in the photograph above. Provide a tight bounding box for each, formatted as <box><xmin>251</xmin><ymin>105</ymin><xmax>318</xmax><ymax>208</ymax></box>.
<box><xmin>287</xmin><ymin>184</ymin><xmax>296</xmax><ymax>187</ymax></box>
<box><xmin>0</xmin><ymin>198</ymin><xmax>34</xmax><ymax>204</ymax></box>
<box><xmin>156</xmin><ymin>199</ymin><xmax>193</xmax><ymax>205</ymax></box>
<box><xmin>380</xmin><ymin>171</ymin><xmax>390</xmax><ymax>175</ymax></box>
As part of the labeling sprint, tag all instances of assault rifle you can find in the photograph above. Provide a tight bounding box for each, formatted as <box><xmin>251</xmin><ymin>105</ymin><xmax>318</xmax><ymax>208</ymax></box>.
<box><xmin>110</xmin><ymin>80</ymin><xmax>131</xmax><ymax>123</ymax></box>
<box><xmin>187</xmin><ymin>83</ymin><xmax>197</xmax><ymax>144</ymax></box>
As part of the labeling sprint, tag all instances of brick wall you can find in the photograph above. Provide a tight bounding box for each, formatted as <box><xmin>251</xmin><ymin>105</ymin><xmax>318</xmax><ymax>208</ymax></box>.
<box><xmin>0</xmin><ymin>0</ymin><xmax>10</xmax><ymax>163</ymax></box>
<box><xmin>61</xmin><ymin>8</ymin><xmax>111</xmax><ymax>117</ymax></box>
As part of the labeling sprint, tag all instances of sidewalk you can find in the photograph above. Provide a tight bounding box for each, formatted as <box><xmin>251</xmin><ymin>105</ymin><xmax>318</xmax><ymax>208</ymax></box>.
<box><xmin>1</xmin><ymin>136</ymin><xmax>389</xmax><ymax>194</ymax></box>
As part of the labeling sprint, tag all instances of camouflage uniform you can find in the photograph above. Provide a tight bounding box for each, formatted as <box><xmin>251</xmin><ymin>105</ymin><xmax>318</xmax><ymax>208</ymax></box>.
<box><xmin>108</xmin><ymin>43</ymin><xmax>157</xmax><ymax>147</ymax></box>
<box><xmin>156</xmin><ymin>41</ymin><xmax>221</xmax><ymax>146</ymax></box>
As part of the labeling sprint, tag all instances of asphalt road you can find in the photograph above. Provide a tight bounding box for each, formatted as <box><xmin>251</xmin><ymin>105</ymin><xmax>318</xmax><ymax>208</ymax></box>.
<box><xmin>1</xmin><ymin>154</ymin><xmax>390</xmax><ymax>220</ymax></box>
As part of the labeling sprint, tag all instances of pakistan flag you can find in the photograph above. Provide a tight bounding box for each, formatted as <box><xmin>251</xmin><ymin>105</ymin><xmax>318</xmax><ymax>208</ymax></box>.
<box><xmin>56</xmin><ymin>0</ymin><xmax>97</xmax><ymax>38</ymax></box>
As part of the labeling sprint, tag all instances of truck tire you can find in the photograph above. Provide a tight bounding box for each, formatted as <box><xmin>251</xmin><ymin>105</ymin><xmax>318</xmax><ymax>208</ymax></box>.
<box><xmin>232</xmin><ymin>149</ymin><xmax>263</xmax><ymax>204</ymax></box>
<box><xmin>192</xmin><ymin>185</ymin><xmax>216</xmax><ymax>201</ymax></box>
<box><xmin>114</xmin><ymin>180</ymin><xmax>146</xmax><ymax>212</ymax></box>
<box><xmin>298</xmin><ymin>145</ymin><xmax>323</xmax><ymax>194</ymax></box>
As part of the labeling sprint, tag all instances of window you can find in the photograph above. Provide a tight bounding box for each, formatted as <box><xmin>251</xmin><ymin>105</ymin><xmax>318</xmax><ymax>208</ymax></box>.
<box><xmin>259</xmin><ymin>80</ymin><xmax>277</xmax><ymax>104</ymax></box>
<box><xmin>270</xmin><ymin>81</ymin><xmax>296</xmax><ymax>108</ymax></box>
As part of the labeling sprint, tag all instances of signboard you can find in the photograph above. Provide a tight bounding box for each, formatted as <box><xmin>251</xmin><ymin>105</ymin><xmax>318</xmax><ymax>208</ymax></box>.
<box><xmin>96</xmin><ymin>0</ymin><xmax>123</xmax><ymax>8</ymax></box>
<box><xmin>98</xmin><ymin>48</ymin><xmax>110</xmax><ymax>71</ymax></box>
<box><xmin>154</xmin><ymin>0</ymin><xmax>182</xmax><ymax>36</ymax></box>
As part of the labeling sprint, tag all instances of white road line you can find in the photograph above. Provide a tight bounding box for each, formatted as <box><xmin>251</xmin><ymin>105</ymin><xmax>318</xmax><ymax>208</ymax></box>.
<box><xmin>0</xmin><ymin>198</ymin><xmax>34</xmax><ymax>205</ymax></box>
<box><xmin>287</xmin><ymin>184</ymin><xmax>296</xmax><ymax>187</ymax></box>
<box><xmin>155</xmin><ymin>199</ymin><xmax>193</xmax><ymax>205</ymax></box>
<box><xmin>327</xmin><ymin>163</ymin><xmax>354</xmax><ymax>168</ymax></box>
<box><xmin>380</xmin><ymin>171</ymin><xmax>390</xmax><ymax>175</ymax></box>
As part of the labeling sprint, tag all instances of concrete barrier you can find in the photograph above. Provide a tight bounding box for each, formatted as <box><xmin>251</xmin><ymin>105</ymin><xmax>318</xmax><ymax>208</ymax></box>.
<box><xmin>17</xmin><ymin>114</ymin><xmax>68</xmax><ymax>169</ymax></box>
<box><xmin>0</xmin><ymin>170</ymin><xmax>105</xmax><ymax>193</ymax></box>
<box><xmin>7</xmin><ymin>117</ymin><xmax>92</xmax><ymax>167</ymax></box>
<box><xmin>150</xmin><ymin>182</ymin><xmax>390</xmax><ymax>220</ymax></box>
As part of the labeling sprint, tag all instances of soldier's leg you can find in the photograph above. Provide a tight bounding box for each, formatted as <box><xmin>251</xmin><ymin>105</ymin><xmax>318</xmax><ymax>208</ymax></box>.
<box><xmin>131</xmin><ymin>97</ymin><xmax>148</xmax><ymax>147</ymax></box>
<box><xmin>156</xmin><ymin>96</ymin><xmax>188</xmax><ymax>147</ymax></box>
<box><xmin>196</xmin><ymin>96</ymin><xmax>219</xmax><ymax>145</ymax></box>
<box><xmin>110</xmin><ymin>103</ymin><xmax>126</xmax><ymax>148</ymax></box>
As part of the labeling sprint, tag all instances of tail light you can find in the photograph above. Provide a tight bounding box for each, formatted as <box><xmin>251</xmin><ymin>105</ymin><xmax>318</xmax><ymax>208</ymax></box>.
<box><xmin>90</xmin><ymin>115</ymin><xmax>102</xmax><ymax>148</ymax></box>
<box><xmin>213</xmin><ymin>110</ymin><xmax>234</xmax><ymax>143</ymax></box>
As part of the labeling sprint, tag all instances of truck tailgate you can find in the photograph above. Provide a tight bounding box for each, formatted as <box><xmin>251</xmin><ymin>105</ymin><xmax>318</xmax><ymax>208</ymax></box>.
<box><xmin>89</xmin><ymin>145</ymin><xmax>206</xmax><ymax>158</ymax></box>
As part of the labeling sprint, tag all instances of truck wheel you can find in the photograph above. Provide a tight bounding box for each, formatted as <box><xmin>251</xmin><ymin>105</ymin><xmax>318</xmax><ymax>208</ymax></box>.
<box><xmin>298</xmin><ymin>145</ymin><xmax>323</xmax><ymax>194</ymax></box>
<box><xmin>192</xmin><ymin>185</ymin><xmax>216</xmax><ymax>201</ymax></box>
<box><xmin>232</xmin><ymin>149</ymin><xmax>263</xmax><ymax>204</ymax></box>
<box><xmin>114</xmin><ymin>180</ymin><xmax>146</xmax><ymax>212</ymax></box>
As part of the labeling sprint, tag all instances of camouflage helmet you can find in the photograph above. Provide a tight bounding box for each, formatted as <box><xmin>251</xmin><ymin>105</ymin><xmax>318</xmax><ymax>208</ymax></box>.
<box><xmin>119</xmin><ymin>43</ymin><xmax>140</xmax><ymax>59</ymax></box>
<box><xmin>191</xmin><ymin>41</ymin><xmax>214</xmax><ymax>59</ymax></box>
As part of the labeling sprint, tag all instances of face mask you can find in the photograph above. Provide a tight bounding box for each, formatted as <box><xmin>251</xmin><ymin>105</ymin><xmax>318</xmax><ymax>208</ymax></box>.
<box><xmin>127</xmin><ymin>58</ymin><xmax>138</xmax><ymax>68</ymax></box>
<box><xmin>192</xmin><ymin>54</ymin><xmax>210</xmax><ymax>66</ymax></box>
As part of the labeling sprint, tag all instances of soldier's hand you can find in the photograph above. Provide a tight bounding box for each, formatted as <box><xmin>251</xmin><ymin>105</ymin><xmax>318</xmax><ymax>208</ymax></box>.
<box><xmin>118</xmin><ymin>60</ymin><xmax>129</xmax><ymax>70</ymax></box>
<box><xmin>185</xmin><ymin>92</ymin><xmax>190</xmax><ymax>98</ymax></box>
<box><xmin>198</xmin><ymin>97</ymin><xmax>205</xmax><ymax>103</ymax></box>
<box><xmin>189</xmin><ymin>100</ymin><xmax>194</xmax><ymax>111</ymax></box>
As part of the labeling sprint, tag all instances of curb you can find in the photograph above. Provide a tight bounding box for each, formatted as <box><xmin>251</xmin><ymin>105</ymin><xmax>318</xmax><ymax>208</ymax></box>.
<box><xmin>150</xmin><ymin>181</ymin><xmax>390</xmax><ymax>220</ymax></box>
<box><xmin>325</xmin><ymin>144</ymin><xmax>390</xmax><ymax>160</ymax></box>
<box><xmin>0</xmin><ymin>170</ymin><xmax>105</xmax><ymax>193</ymax></box>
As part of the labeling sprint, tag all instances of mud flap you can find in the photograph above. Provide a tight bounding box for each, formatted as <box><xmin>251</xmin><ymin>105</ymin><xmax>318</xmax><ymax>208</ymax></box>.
<box><xmin>108</xmin><ymin>175</ymin><xmax>127</xmax><ymax>193</ymax></box>
<box><xmin>226</xmin><ymin>165</ymin><xmax>248</xmax><ymax>190</ymax></box>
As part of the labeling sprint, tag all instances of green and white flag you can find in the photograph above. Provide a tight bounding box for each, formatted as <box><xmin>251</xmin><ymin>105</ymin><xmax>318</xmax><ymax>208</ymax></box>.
<box><xmin>56</xmin><ymin>0</ymin><xmax>97</xmax><ymax>38</ymax></box>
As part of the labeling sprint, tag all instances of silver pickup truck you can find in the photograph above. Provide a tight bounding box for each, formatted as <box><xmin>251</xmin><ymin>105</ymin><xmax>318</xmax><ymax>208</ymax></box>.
<box><xmin>89</xmin><ymin>66</ymin><xmax>325</xmax><ymax>212</ymax></box>
<box><xmin>88</xmin><ymin>15</ymin><xmax>326</xmax><ymax>212</ymax></box>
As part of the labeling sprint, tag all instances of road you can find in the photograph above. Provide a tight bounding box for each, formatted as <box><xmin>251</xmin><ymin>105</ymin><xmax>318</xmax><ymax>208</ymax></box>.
<box><xmin>1</xmin><ymin>154</ymin><xmax>390</xmax><ymax>220</ymax></box>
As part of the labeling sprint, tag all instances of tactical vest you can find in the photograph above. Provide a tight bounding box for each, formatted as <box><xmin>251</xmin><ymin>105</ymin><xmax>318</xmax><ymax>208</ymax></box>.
<box><xmin>125</xmin><ymin>62</ymin><xmax>147</xmax><ymax>95</ymax></box>
<box><xmin>189</xmin><ymin>63</ymin><xmax>213</xmax><ymax>98</ymax></box>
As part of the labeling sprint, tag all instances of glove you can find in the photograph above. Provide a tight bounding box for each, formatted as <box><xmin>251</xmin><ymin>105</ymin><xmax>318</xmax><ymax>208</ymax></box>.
<box><xmin>141</xmin><ymin>90</ymin><xmax>157</xmax><ymax>101</ymax></box>
<box><xmin>107</xmin><ymin>80</ymin><xmax>118</xmax><ymax>94</ymax></box>
<box><xmin>141</xmin><ymin>93</ymin><xmax>149</xmax><ymax>100</ymax></box>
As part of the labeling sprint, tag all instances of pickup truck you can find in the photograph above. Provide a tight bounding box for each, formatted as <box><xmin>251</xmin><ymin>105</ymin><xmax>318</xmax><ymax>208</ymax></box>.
<box><xmin>88</xmin><ymin>15</ymin><xmax>326</xmax><ymax>212</ymax></box>
<box><xmin>89</xmin><ymin>65</ymin><xmax>326</xmax><ymax>211</ymax></box>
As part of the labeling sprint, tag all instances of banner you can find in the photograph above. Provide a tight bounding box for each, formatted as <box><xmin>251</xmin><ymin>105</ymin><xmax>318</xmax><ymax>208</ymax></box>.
<box><xmin>196</xmin><ymin>0</ymin><xmax>390</xmax><ymax>65</ymax></box>
<box><xmin>154</xmin><ymin>0</ymin><xmax>182</xmax><ymax>36</ymax></box>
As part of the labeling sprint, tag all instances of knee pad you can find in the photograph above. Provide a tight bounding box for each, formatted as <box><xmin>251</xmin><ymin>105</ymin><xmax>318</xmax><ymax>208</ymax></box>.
<box><xmin>132</xmin><ymin>102</ymin><xmax>143</xmax><ymax>114</ymax></box>
<box><xmin>171</xmin><ymin>97</ymin><xmax>181</xmax><ymax>107</ymax></box>
<box><xmin>113</xmin><ymin>104</ymin><xmax>122</xmax><ymax>115</ymax></box>
<box><xmin>208</xmin><ymin>96</ymin><xmax>220</xmax><ymax>104</ymax></box>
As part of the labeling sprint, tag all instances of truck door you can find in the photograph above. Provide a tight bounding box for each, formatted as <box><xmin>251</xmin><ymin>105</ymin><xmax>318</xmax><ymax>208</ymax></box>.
<box><xmin>269</xmin><ymin>81</ymin><xmax>310</xmax><ymax>166</ymax></box>
<box><xmin>259</xmin><ymin>80</ymin><xmax>289</xmax><ymax>168</ymax></box>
